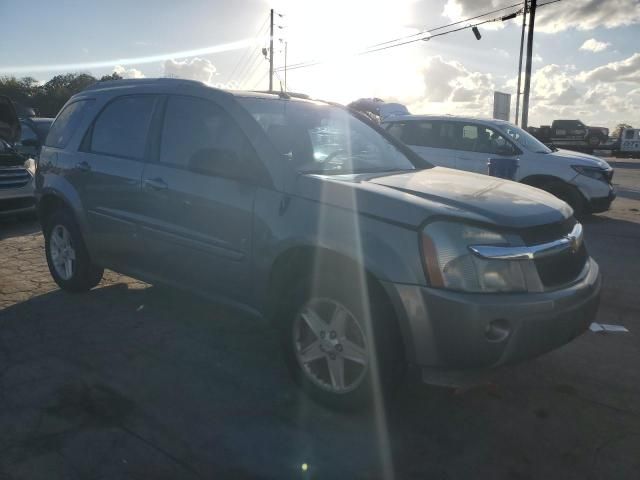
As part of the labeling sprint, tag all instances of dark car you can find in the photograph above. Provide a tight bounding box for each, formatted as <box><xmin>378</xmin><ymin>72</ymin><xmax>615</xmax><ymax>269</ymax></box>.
<box><xmin>0</xmin><ymin>96</ymin><xmax>36</xmax><ymax>216</ymax></box>
<box><xmin>528</xmin><ymin>119</ymin><xmax>609</xmax><ymax>150</ymax></box>
<box><xmin>35</xmin><ymin>79</ymin><xmax>601</xmax><ymax>409</ymax></box>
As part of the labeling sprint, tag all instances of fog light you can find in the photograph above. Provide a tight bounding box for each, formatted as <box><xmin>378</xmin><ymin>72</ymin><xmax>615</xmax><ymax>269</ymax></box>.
<box><xmin>485</xmin><ymin>319</ymin><xmax>510</xmax><ymax>342</ymax></box>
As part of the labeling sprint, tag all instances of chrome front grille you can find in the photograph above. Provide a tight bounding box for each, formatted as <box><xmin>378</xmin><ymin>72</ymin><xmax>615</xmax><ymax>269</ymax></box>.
<box><xmin>0</xmin><ymin>167</ymin><xmax>31</xmax><ymax>189</ymax></box>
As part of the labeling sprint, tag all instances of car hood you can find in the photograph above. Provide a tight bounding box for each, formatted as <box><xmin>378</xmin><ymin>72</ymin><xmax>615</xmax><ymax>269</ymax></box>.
<box><xmin>550</xmin><ymin>148</ymin><xmax>612</xmax><ymax>170</ymax></box>
<box><xmin>0</xmin><ymin>96</ymin><xmax>21</xmax><ymax>144</ymax></box>
<box><xmin>295</xmin><ymin>167</ymin><xmax>572</xmax><ymax>229</ymax></box>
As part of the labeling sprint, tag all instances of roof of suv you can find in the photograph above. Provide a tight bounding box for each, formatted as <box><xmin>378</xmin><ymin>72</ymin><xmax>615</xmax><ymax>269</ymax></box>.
<box><xmin>382</xmin><ymin>114</ymin><xmax>514</xmax><ymax>127</ymax></box>
<box><xmin>82</xmin><ymin>78</ymin><xmax>320</xmax><ymax>103</ymax></box>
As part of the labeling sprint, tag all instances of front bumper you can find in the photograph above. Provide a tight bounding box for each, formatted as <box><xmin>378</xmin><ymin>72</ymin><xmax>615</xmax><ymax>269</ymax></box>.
<box><xmin>383</xmin><ymin>258</ymin><xmax>601</xmax><ymax>372</ymax></box>
<box><xmin>0</xmin><ymin>179</ymin><xmax>36</xmax><ymax>216</ymax></box>
<box><xmin>588</xmin><ymin>189</ymin><xmax>616</xmax><ymax>213</ymax></box>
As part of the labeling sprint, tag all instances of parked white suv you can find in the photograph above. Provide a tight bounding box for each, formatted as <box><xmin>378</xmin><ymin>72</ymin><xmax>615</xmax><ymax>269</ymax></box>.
<box><xmin>382</xmin><ymin>115</ymin><xmax>616</xmax><ymax>216</ymax></box>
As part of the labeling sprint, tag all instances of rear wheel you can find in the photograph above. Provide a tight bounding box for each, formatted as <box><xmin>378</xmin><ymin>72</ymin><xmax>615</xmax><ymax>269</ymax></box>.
<box><xmin>278</xmin><ymin>270</ymin><xmax>405</xmax><ymax>410</ymax></box>
<box><xmin>44</xmin><ymin>209</ymin><xmax>103</xmax><ymax>292</ymax></box>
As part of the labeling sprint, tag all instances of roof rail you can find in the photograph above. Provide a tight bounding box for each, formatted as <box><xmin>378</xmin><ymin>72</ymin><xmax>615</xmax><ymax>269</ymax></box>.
<box><xmin>252</xmin><ymin>90</ymin><xmax>311</xmax><ymax>100</ymax></box>
<box><xmin>83</xmin><ymin>77</ymin><xmax>206</xmax><ymax>91</ymax></box>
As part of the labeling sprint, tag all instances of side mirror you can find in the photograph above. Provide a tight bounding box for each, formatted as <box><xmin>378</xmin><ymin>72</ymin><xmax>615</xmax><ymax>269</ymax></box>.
<box><xmin>21</xmin><ymin>138</ymin><xmax>40</xmax><ymax>148</ymax></box>
<box><xmin>496</xmin><ymin>143</ymin><xmax>515</xmax><ymax>156</ymax></box>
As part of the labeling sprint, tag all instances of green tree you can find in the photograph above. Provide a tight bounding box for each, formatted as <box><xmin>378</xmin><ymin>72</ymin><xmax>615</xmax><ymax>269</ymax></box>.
<box><xmin>612</xmin><ymin>123</ymin><xmax>633</xmax><ymax>138</ymax></box>
<box><xmin>99</xmin><ymin>72</ymin><xmax>123</xmax><ymax>81</ymax></box>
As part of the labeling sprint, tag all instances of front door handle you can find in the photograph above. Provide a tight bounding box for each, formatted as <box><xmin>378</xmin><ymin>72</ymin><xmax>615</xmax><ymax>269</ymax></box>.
<box><xmin>144</xmin><ymin>178</ymin><xmax>168</xmax><ymax>190</ymax></box>
<box><xmin>76</xmin><ymin>161</ymin><xmax>91</xmax><ymax>172</ymax></box>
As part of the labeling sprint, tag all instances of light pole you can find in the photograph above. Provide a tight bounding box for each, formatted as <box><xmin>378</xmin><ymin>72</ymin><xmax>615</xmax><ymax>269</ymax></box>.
<box><xmin>521</xmin><ymin>0</ymin><xmax>537</xmax><ymax>129</ymax></box>
<box><xmin>269</xmin><ymin>8</ymin><xmax>274</xmax><ymax>92</ymax></box>
<box><xmin>515</xmin><ymin>0</ymin><xmax>528</xmax><ymax>125</ymax></box>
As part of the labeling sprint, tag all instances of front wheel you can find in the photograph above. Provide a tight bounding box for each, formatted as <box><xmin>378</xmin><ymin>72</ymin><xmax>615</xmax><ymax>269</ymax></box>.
<box><xmin>44</xmin><ymin>209</ymin><xmax>104</xmax><ymax>292</ymax></box>
<box><xmin>544</xmin><ymin>181</ymin><xmax>587</xmax><ymax>218</ymax></box>
<box><xmin>587</xmin><ymin>135</ymin><xmax>602</xmax><ymax>147</ymax></box>
<box><xmin>279</xmin><ymin>273</ymin><xmax>405</xmax><ymax>410</ymax></box>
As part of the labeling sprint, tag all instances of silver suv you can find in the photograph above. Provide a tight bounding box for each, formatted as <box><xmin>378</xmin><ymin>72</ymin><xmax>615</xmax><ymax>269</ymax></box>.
<box><xmin>35</xmin><ymin>79</ymin><xmax>601</xmax><ymax>409</ymax></box>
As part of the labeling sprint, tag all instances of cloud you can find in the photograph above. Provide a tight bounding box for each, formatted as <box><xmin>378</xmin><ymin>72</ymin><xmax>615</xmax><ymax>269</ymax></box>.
<box><xmin>163</xmin><ymin>58</ymin><xmax>217</xmax><ymax>84</ymax></box>
<box><xmin>514</xmin><ymin>53</ymin><xmax>640</xmax><ymax>128</ymax></box>
<box><xmin>578</xmin><ymin>52</ymin><xmax>640</xmax><ymax>83</ymax></box>
<box><xmin>389</xmin><ymin>52</ymin><xmax>640</xmax><ymax>130</ymax></box>
<box><xmin>441</xmin><ymin>0</ymin><xmax>640</xmax><ymax>33</ymax></box>
<box><xmin>580</xmin><ymin>38</ymin><xmax>611</xmax><ymax>52</ymax></box>
<box><xmin>400</xmin><ymin>56</ymin><xmax>495</xmax><ymax>116</ymax></box>
<box><xmin>492</xmin><ymin>48</ymin><xmax>510</xmax><ymax>59</ymax></box>
<box><xmin>113</xmin><ymin>65</ymin><xmax>145</xmax><ymax>79</ymax></box>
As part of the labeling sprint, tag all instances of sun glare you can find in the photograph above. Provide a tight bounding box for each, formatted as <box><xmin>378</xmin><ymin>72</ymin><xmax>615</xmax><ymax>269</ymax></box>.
<box><xmin>268</xmin><ymin>0</ymin><xmax>426</xmax><ymax>103</ymax></box>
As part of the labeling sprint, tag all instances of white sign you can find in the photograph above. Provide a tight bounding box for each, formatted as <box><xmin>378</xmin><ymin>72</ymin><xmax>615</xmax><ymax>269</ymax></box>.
<box><xmin>493</xmin><ymin>91</ymin><xmax>511</xmax><ymax>122</ymax></box>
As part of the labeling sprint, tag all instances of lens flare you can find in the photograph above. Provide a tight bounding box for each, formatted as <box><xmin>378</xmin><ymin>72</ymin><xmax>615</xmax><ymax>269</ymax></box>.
<box><xmin>0</xmin><ymin>37</ymin><xmax>268</xmax><ymax>75</ymax></box>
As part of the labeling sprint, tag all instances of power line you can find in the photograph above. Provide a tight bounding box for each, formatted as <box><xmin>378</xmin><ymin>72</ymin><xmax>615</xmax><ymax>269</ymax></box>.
<box><xmin>250</xmin><ymin>70</ymin><xmax>269</xmax><ymax>90</ymax></box>
<box><xmin>241</xmin><ymin>51</ymin><xmax>269</xmax><ymax>88</ymax></box>
<box><xmin>277</xmin><ymin>0</ymin><xmax>561</xmax><ymax>73</ymax></box>
<box><xmin>365</xmin><ymin>1</ymin><xmax>524</xmax><ymax>50</ymax></box>
<box><xmin>237</xmin><ymin>48</ymin><xmax>264</xmax><ymax>86</ymax></box>
<box><xmin>233</xmin><ymin>35</ymin><xmax>268</xmax><ymax>84</ymax></box>
<box><xmin>228</xmin><ymin>15</ymin><xmax>269</xmax><ymax>82</ymax></box>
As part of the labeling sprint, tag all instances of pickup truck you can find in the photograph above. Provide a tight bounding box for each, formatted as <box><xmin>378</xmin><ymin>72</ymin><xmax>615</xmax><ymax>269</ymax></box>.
<box><xmin>528</xmin><ymin>120</ymin><xmax>609</xmax><ymax>150</ymax></box>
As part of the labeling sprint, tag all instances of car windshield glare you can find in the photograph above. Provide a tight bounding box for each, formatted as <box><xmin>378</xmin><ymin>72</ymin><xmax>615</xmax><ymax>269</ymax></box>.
<box><xmin>237</xmin><ymin>97</ymin><xmax>417</xmax><ymax>175</ymax></box>
<box><xmin>499</xmin><ymin>124</ymin><xmax>552</xmax><ymax>154</ymax></box>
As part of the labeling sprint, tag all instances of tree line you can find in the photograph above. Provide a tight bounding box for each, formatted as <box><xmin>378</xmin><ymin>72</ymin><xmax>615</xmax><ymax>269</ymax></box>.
<box><xmin>0</xmin><ymin>72</ymin><xmax>123</xmax><ymax>118</ymax></box>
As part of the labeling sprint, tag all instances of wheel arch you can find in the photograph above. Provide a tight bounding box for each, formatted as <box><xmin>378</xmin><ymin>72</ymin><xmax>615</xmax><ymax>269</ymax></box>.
<box><xmin>266</xmin><ymin>245</ymin><xmax>408</xmax><ymax>358</ymax></box>
<box><xmin>520</xmin><ymin>174</ymin><xmax>566</xmax><ymax>189</ymax></box>
<box><xmin>37</xmin><ymin>182</ymin><xmax>89</xmax><ymax>233</ymax></box>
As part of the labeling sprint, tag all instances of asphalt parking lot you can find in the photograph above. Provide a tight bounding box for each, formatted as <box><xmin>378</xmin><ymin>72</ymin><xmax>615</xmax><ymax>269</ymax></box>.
<box><xmin>1</xmin><ymin>159</ymin><xmax>639</xmax><ymax>480</ymax></box>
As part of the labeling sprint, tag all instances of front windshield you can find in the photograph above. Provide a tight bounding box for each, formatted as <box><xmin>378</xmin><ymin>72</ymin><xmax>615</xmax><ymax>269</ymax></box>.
<box><xmin>238</xmin><ymin>97</ymin><xmax>418</xmax><ymax>175</ymax></box>
<box><xmin>498</xmin><ymin>124</ymin><xmax>552</xmax><ymax>154</ymax></box>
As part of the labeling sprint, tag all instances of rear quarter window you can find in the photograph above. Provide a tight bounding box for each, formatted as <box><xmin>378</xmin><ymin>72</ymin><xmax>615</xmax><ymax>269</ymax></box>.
<box><xmin>45</xmin><ymin>99</ymin><xmax>94</xmax><ymax>149</ymax></box>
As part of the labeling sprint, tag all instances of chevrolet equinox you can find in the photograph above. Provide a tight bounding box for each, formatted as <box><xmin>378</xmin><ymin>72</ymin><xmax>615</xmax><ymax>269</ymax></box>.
<box><xmin>35</xmin><ymin>79</ymin><xmax>601</xmax><ymax>409</ymax></box>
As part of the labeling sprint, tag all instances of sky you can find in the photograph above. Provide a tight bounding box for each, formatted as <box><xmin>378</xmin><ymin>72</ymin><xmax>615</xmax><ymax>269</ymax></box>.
<box><xmin>0</xmin><ymin>0</ymin><xmax>639</xmax><ymax>129</ymax></box>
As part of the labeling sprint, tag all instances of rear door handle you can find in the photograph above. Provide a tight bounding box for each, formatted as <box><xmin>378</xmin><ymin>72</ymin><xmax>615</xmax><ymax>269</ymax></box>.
<box><xmin>144</xmin><ymin>178</ymin><xmax>168</xmax><ymax>190</ymax></box>
<box><xmin>76</xmin><ymin>161</ymin><xmax>91</xmax><ymax>172</ymax></box>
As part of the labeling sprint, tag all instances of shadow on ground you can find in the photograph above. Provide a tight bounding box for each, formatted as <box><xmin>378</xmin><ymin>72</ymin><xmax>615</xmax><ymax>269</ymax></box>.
<box><xmin>0</xmin><ymin>216</ymin><xmax>40</xmax><ymax>240</ymax></box>
<box><xmin>1</xmin><ymin>280</ymin><xmax>639</xmax><ymax>479</ymax></box>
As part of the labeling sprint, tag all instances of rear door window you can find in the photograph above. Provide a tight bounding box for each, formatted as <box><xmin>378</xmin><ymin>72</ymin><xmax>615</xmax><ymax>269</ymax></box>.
<box><xmin>45</xmin><ymin>99</ymin><xmax>94</xmax><ymax>149</ymax></box>
<box><xmin>89</xmin><ymin>95</ymin><xmax>157</xmax><ymax>160</ymax></box>
<box><xmin>387</xmin><ymin>121</ymin><xmax>441</xmax><ymax>148</ymax></box>
<box><xmin>433</xmin><ymin>122</ymin><xmax>459</xmax><ymax>149</ymax></box>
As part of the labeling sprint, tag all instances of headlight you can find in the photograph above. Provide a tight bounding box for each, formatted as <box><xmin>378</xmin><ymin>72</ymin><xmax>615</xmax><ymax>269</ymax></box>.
<box><xmin>23</xmin><ymin>158</ymin><xmax>36</xmax><ymax>175</ymax></box>
<box><xmin>421</xmin><ymin>221</ymin><xmax>528</xmax><ymax>293</ymax></box>
<box><xmin>572</xmin><ymin>165</ymin><xmax>608</xmax><ymax>182</ymax></box>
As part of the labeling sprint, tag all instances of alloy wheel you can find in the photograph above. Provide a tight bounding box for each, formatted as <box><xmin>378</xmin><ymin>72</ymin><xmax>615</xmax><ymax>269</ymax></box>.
<box><xmin>293</xmin><ymin>298</ymin><xmax>369</xmax><ymax>394</ymax></box>
<box><xmin>49</xmin><ymin>224</ymin><xmax>76</xmax><ymax>280</ymax></box>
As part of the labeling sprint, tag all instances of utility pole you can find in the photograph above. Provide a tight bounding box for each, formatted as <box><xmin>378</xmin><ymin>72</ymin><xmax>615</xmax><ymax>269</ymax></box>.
<box><xmin>284</xmin><ymin>41</ymin><xmax>288</xmax><ymax>91</ymax></box>
<box><xmin>521</xmin><ymin>0</ymin><xmax>536</xmax><ymax>129</ymax></box>
<box><xmin>269</xmin><ymin>8</ymin><xmax>274</xmax><ymax>92</ymax></box>
<box><xmin>515</xmin><ymin>0</ymin><xmax>528</xmax><ymax>125</ymax></box>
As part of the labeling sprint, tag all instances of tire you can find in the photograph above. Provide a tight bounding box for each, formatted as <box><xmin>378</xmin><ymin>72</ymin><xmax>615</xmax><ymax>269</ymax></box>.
<box><xmin>277</xmin><ymin>268</ymin><xmax>405</xmax><ymax>410</ymax></box>
<box><xmin>44</xmin><ymin>209</ymin><xmax>103</xmax><ymax>292</ymax></box>
<box><xmin>587</xmin><ymin>135</ymin><xmax>602</xmax><ymax>147</ymax></box>
<box><xmin>543</xmin><ymin>181</ymin><xmax>587</xmax><ymax>218</ymax></box>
